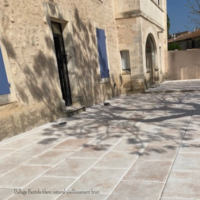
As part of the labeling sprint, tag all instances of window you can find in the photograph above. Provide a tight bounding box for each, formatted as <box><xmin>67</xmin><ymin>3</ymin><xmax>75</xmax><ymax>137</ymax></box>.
<box><xmin>120</xmin><ymin>50</ymin><xmax>130</xmax><ymax>71</ymax></box>
<box><xmin>96</xmin><ymin>28</ymin><xmax>110</xmax><ymax>79</ymax></box>
<box><xmin>0</xmin><ymin>46</ymin><xmax>10</xmax><ymax>95</ymax></box>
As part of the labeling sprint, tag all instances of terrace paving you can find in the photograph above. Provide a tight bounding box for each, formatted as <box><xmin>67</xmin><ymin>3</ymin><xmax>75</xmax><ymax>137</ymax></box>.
<box><xmin>0</xmin><ymin>80</ymin><xmax>200</xmax><ymax>199</ymax></box>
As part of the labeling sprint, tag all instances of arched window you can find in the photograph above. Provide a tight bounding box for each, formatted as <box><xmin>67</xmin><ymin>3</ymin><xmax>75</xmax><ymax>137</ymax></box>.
<box><xmin>145</xmin><ymin>34</ymin><xmax>157</xmax><ymax>87</ymax></box>
<box><xmin>146</xmin><ymin>35</ymin><xmax>155</xmax><ymax>71</ymax></box>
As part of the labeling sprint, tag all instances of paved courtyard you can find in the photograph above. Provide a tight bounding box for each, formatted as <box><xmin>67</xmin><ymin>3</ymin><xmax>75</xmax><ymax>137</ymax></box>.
<box><xmin>1</xmin><ymin>80</ymin><xmax>200</xmax><ymax>200</ymax></box>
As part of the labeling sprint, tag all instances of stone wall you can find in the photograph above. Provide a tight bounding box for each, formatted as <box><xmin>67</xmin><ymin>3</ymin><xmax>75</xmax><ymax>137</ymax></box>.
<box><xmin>0</xmin><ymin>0</ymin><xmax>121</xmax><ymax>141</ymax></box>
<box><xmin>116</xmin><ymin>17</ymin><xmax>144</xmax><ymax>92</ymax></box>
<box><xmin>141</xmin><ymin>16</ymin><xmax>167</xmax><ymax>85</ymax></box>
<box><xmin>167</xmin><ymin>50</ymin><xmax>200</xmax><ymax>80</ymax></box>
<box><xmin>114</xmin><ymin>0</ymin><xmax>167</xmax><ymax>92</ymax></box>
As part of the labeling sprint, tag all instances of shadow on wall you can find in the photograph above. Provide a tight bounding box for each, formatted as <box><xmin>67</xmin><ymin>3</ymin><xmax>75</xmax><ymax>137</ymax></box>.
<box><xmin>1</xmin><ymin>35</ymin><xmax>61</xmax><ymax>114</ymax></box>
<box><xmin>2</xmin><ymin>6</ymin><xmax>120</xmax><ymax>109</ymax></box>
<box><xmin>0</xmin><ymin>5</ymin><xmax>121</xmax><ymax>140</ymax></box>
<box><xmin>68</xmin><ymin>8</ymin><xmax>120</xmax><ymax>106</ymax></box>
<box><xmin>0</xmin><ymin>9</ymin><xmax>63</xmax><ymax>140</ymax></box>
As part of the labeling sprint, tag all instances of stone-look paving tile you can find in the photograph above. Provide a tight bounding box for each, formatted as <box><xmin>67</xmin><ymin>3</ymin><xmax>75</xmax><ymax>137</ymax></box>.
<box><xmin>187</xmin><ymin>121</ymin><xmax>200</xmax><ymax>132</ymax></box>
<box><xmin>53</xmin><ymin>138</ymin><xmax>93</xmax><ymax>150</ymax></box>
<box><xmin>159</xmin><ymin>127</ymin><xmax>183</xmax><ymax>136</ymax></box>
<box><xmin>162</xmin><ymin>171</ymin><xmax>200</xmax><ymax>199</ymax></box>
<box><xmin>180</xmin><ymin>143</ymin><xmax>200</xmax><ymax>153</ymax></box>
<box><xmin>56</xmin><ymin>194</ymin><xmax>108</xmax><ymax>200</ymax></box>
<box><xmin>183</xmin><ymin>132</ymin><xmax>200</xmax><ymax>143</ymax></box>
<box><xmin>68</xmin><ymin>168</ymin><xmax>127</xmax><ymax>194</ymax></box>
<box><xmin>36</xmin><ymin>137</ymin><xmax>67</xmax><ymax>147</ymax></box>
<box><xmin>0</xmin><ymin>155</ymin><xmax>31</xmax><ymax>166</ymax></box>
<box><xmin>0</xmin><ymin>138</ymin><xmax>37</xmax><ymax>149</ymax></box>
<box><xmin>12</xmin><ymin>142</ymin><xmax>58</xmax><ymax>156</ymax></box>
<box><xmin>24</xmin><ymin>150</ymin><xmax>74</xmax><ymax>166</ymax></box>
<box><xmin>91</xmin><ymin>136</ymin><xmax>122</xmax><ymax>145</ymax></box>
<box><xmin>150</xmin><ymin>135</ymin><xmax>182</xmax><ymax>146</ymax></box>
<box><xmin>8</xmin><ymin>177</ymin><xmax>75</xmax><ymax>200</ymax></box>
<box><xmin>44</xmin><ymin>158</ymin><xmax>97</xmax><ymax>178</ymax></box>
<box><xmin>0</xmin><ymin>166</ymin><xmax>50</xmax><ymax>188</ymax></box>
<box><xmin>0</xmin><ymin>165</ymin><xmax>19</xmax><ymax>175</ymax></box>
<box><xmin>140</xmin><ymin>145</ymin><xmax>178</xmax><ymax>161</ymax></box>
<box><xmin>0</xmin><ymin>148</ymin><xmax>16</xmax><ymax>159</ymax></box>
<box><xmin>137</xmin><ymin>124</ymin><xmax>160</xmax><ymax>134</ymax></box>
<box><xmin>172</xmin><ymin>153</ymin><xmax>200</xmax><ymax>171</ymax></box>
<box><xmin>124</xmin><ymin>160</ymin><xmax>173</xmax><ymax>182</ymax></box>
<box><xmin>112</xmin><ymin>138</ymin><xmax>148</xmax><ymax>153</ymax></box>
<box><xmin>0</xmin><ymin>188</ymin><xmax>14</xmax><ymax>200</ymax></box>
<box><xmin>70</xmin><ymin>144</ymin><xmax>111</xmax><ymax>159</ymax></box>
<box><xmin>94</xmin><ymin>151</ymin><xmax>138</xmax><ymax>169</ymax></box>
<box><xmin>107</xmin><ymin>181</ymin><xmax>164</xmax><ymax>200</ymax></box>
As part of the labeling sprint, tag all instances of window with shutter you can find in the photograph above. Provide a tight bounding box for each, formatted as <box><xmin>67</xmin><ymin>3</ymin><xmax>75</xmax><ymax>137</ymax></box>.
<box><xmin>96</xmin><ymin>28</ymin><xmax>110</xmax><ymax>79</ymax></box>
<box><xmin>0</xmin><ymin>46</ymin><xmax>10</xmax><ymax>95</ymax></box>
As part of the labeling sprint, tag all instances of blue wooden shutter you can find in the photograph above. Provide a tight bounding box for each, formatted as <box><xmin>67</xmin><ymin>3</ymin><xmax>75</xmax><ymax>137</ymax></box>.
<box><xmin>96</xmin><ymin>28</ymin><xmax>110</xmax><ymax>79</ymax></box>
<box><xmin>0</xmin><ymin>46</ymin><xmax>10</xmax><ymax>95</ymax></box>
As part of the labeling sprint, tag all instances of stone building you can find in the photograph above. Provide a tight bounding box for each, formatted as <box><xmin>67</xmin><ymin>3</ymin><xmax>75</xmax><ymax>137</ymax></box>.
<box><xmin>0</xmin><ymin>0</ymin><xmax>167</xmax><ymax>140</ymax></box>
<box><xmin>115</xmin><ymin>0</ymin><xmax>168</xmax><ymax>92</ymax></box>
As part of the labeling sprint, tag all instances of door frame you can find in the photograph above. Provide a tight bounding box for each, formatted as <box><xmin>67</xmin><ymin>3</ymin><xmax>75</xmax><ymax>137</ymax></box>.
<box><xmin>43</xmin><ymin>2</ymin><xmax>81</xmax><ymax>106</ymax></box>
<box><xmin>51</xmin><ymin>22</ymin><xmax>72</xmax><ymax>106</ymax></box>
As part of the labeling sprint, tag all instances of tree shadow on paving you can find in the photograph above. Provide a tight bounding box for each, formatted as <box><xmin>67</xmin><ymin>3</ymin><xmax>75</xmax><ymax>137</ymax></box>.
<box><xmin>37</xmin><ymin>91</ymin><xmax>200</xmax><ymax>156</ymax></box>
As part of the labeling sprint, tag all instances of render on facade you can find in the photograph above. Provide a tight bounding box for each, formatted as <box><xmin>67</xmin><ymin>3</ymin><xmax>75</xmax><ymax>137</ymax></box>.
<box><xmin>0</xmin><ymin>0</ymin><xmax>167</xmax><ymax>141</ymax></box>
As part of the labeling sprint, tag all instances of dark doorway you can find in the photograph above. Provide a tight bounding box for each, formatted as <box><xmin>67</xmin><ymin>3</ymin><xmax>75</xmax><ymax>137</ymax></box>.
<box><xmin>51</xmin><ymin>22</ymin><xmax>72</xmax><ymax>106</ymax></box>
<box><xmin>146</xmin><ymin>35</ymin><xmax>156</xmax><ymax>87</ymax></box>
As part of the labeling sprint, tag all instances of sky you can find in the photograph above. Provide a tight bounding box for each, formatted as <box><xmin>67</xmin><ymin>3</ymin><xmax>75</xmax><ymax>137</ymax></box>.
<box><xmin>167</xmin><ymin>0</ymin><xmax>196</xmax><ymax>34</ymax></box>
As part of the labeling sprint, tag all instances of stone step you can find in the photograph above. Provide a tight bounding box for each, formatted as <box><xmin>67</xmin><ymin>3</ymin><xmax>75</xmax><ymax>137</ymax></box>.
<box><xmin>64</xmin><ymin>105</ymin><xmax>86</xmax><ymax>117</ymax></box>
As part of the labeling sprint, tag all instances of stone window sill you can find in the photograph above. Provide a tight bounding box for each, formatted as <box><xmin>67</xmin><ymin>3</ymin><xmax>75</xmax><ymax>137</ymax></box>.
<box><xmin>100</xmin><ymin>77</ymin><xmax>110</xmax><ymax>84</ymax></box>
<box><xmin>0</xmin><ymin>93</ymin><xmax>17</xmax><ymax>106</ymax></box>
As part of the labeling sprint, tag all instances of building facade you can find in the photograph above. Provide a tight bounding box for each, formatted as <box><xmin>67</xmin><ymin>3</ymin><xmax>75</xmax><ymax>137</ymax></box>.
<box><xmin>115</xmin><ymin>0</ymin><xmax>168</xmax><ymax>92</ymax></box>
<box><xmin>0</xmin><ymin>0</ymin><xmax>167</xmax><ymax>140</ymax></box>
